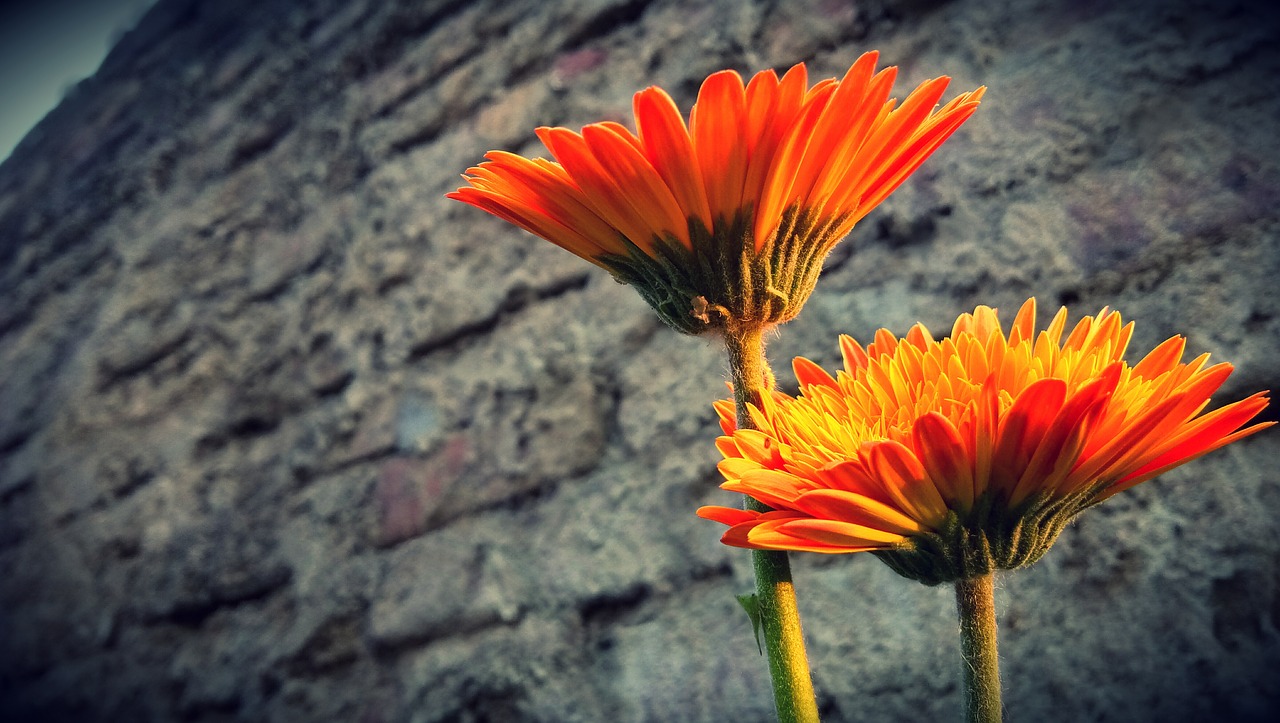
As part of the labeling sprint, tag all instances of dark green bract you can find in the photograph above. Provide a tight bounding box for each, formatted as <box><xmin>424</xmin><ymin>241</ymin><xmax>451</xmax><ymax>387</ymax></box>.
<box><xmin>873</xmin><ymin>483</ymin><xmax>1110</xmax><ymax>586</ymax></box>
<box><xmin>598</xmin><ymin>207</ymin><xmax>848</xmax><ymax>335</ymax></box>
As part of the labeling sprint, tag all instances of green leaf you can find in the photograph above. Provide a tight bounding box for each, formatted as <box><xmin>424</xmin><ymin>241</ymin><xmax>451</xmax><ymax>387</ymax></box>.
<box><xmin>736</xmin><ymin>593</ymin><xmax>764</xmax><ymax>655</ymax></box>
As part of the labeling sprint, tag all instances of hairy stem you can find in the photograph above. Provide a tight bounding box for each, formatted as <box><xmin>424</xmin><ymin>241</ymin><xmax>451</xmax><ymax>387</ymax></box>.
<box><xmin>956</xmin><ymin>572</ymin><xmax>1002</xmax><ymax>723</ymax></box>
<box><xmin>724</xmin><ymin>323</ymin><xmax>819</xmax><ymax>723</ymax></box>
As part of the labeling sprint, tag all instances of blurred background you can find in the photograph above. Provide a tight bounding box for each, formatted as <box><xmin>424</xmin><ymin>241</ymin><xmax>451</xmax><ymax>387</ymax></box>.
<box><xmin>0</xmin><ymin>0</ymin><xmax>156</xmax><ymax>161</ymax></box>
<box><xmin>1</xmin><ymin>0</ymin><xmax>1278</xmax><ymax>720</ymax></box>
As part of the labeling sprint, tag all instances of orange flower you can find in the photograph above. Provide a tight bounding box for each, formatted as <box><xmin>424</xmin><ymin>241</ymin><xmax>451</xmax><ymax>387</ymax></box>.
<box><xmin>697</xmin><ymin>299</ymin><xmax>1273</xmax><ymax>584</ymax></box>
<box><xmin>449</xmin><ymin>53</ymin><xmax>984</xmax><ymax>334</ymax></box>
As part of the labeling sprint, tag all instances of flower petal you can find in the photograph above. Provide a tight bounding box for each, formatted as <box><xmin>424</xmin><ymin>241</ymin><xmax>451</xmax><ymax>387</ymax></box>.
<box><xmin>1107</xmin><ymin>392</ymin><xmax>1274</xmax><ymax>495</ymax></box>
<box><xmin>696</xmin><ymin>505</ymin><xmax>759</xmax><ymax>526</ymax></box>
<box><xmin>790</xmin><ymin>488</ymin><xmax>927</xmax><ymax>536</ymax></box>
<box><xmin>793</xmin><ymin>355</ymin><xmax>839</xmax><ymax>390</ymax></box>
<box><xmin>989</xmin><ymin>378</ymin><xmax>1068</xmax><ymax>496</ymax></box>
<box><xmin>913</xmin><ymin>412</ymin><xmax>976</xmax><ymax>512</ymax></box>
<box><xmin>864</xmin><ymin>440</ymin><xmax>948</xmax><ymax>525</ymax></box>
<box><xmin>691</xmin><ymin>70</ymin><xmax>749</xmax><ymax>223</ymax></box>
<box><xmin>773</xmin><ymin>518</ymin><xmax>906</xmax><ymax>547</ymax></box>
<box><xmin>582</xmin><ymin>123</ymin><xmax>693</xmax><ymax>249</ymax></box>
<box><xmin>537</xmin><ymin>126</ymin><xmax>664</xmax><ymax>255</ymax></box>
<box><xmin>633</xmin><ymin>86</ymin><xmax>714</xmax><ymax>232</ymax></box>
<box><xmin>721</xmin><ymin>468</ymin><xmax>810</xmax><ymax>509</ymax></box>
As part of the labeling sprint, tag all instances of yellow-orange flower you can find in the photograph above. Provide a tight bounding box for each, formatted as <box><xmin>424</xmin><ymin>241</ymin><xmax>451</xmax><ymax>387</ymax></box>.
<box><xmin>449</xmin><ymin>53</ymin><xmax>984</xmax><ymax>334</ymax></box>
<box><xmin>697</xmin><ymin>299</ymin><xmax>1273</xmax><ymax>584</ymax></box>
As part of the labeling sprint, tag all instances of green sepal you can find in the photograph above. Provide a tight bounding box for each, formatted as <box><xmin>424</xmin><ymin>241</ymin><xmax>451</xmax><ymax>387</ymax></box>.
<box><xmin>596</xmin><ymin>207</ymin><xmax>849</xmax><ymax>335</ymax></box>
<box><xmin>736</xmin><ymin>592</ymin><xmax>764</xmax><ymax>655</ymax></box>
<box><xmin>873</xmin><ymin>482</ymin><xmax>1110</xmax><ymax>586</ymax></box>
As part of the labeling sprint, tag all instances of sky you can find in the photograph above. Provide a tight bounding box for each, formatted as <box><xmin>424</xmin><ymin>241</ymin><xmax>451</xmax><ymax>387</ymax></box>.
<box><xmin>0</xmin><ymin>0</ymin><xmax>156</xmax><ymax>162</ymax></box>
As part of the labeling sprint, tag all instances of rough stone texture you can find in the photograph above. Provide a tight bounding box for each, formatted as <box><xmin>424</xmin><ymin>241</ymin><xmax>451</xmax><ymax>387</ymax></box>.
<box><xmin>2</xmin><ymin>0</ymin><xmax>1279</xmax><ymax>721</ymax></box>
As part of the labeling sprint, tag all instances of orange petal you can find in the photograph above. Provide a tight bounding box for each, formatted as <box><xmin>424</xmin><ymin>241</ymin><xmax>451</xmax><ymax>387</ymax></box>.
<box><xmin>773</xmin><ymin>518</ymin><xmax>906</xmax><ymax>547</ymax></box>
<box><xmin>691</xmin><ymin>70</ymin><xmax>749</xmax><ymax>223</ymax></box>
<box><xmin>740</xmin><ymin>522</ymin><xmax>860</xmax><ymax>553</ymax></box>
<box><xmin>912</xmin><ymin>412</ymin><xmax>975</xmax><ymax>511</ymax></box>
<box><xmin>841</xmin><ymin>90</ymin><xmax>983</xmax><ymax>226</ymax></box>
<box><xmin>813</xmin><ymin>459</ymin><xmax>881</xmax><ymax>496</ymax></box>
<box><xmin>1007</xmin><ymin>367</ymin><xmax>1118</xmax><ymax>506</ymax></box>
<box><xmin>791</xmin><ymin>53</ymin><xmax>892</xmax><ymax>215</ymax></box>
<box><xmin>971</xmin><ymin>375</ymin><xmax>1001</xmax><ymax>499</ymax></box>
<box><xmin>742</xmin><ymin>63</ymin><xmax>811</xmax><ymax>247</ymax></box>
<box><xmin>696</xmin><ymin>505</ymin><xmax>758</xmax><ymax>526</ymax></box>
<box><xmin>742</xmin><ymin>67</ymin><xmax>781</xmax><ymax>157</ymax></box>
<box><xmin>1101</xmin><ymin>363</ymin><xmax>1236</xmax><ymax>473</ymax></box>
<box><xmin>793</xmin><ymin>356</ymin><xmax>839</xmax><ymax>390</ymax></box>
<box><xmin>811</xmin><ymin>73</ymin><xmax>901</xmax><ymax>224</ymax></box>
<box><xmin>727</xmin><ymin>509</ymin><xmax>839</xmax><ymax>552</ymax></box>
<box><xmin>469</xmin><ymin>152</ymin><xmax>623</xmax><ymax>250</ymax></box>
<box><xmin>594</xmin><ymin>121</ymin><xmax>645</xmax><ymax>152</ymax></box>
<box><xmin>633</xmin><ymin>86</ymin><xmax>714</xmax><ymax>232</ymax></box>
<box><xmin>833</xmin><ymin>76</ymin><xmax>952</xmax><ymax>208</ymax></box>
<box><xmin>721</xmin><ymin>469</ymin><xmax>808</xmax><ymax>509</ymax></box>
<box><xmin>1110</xmin><ymin>393</ymin><xmax>1273</xmax><ymax>493</ymax></box>
<box><xmin>582</xmin><ymin>123</ymin><xmax>692</xmax><ymax>248</ymax></box>
<box><xmin>720</xmin><ymin>521</ymin><xmax>763</xmax><ymax>549</ymax></box>
<box><xmin>717</xmin><ymin>456</ymin><xmax>762</xmax><ymax>479</ymax></box>
<box><xmin>712</xmin><ymin>510</ymin><xmax>866</xmax><ymax>552</ymax></box>
<box><xmin>728</xmin><ymin>429</ymin><xmax>781</xmax><ymax>466</ymax></box>
<box><xmin>1131</xmin><ymin>335</ymin><xmax>1187</xmax><ymax>381</ymax></box>
<box><xmin>989</xmin><ymin>378</ymin><xmax>1068</xmax><ymax>496</ymax></box>
<box><xmin>1008</xmin><ymin>298</ymin><xmax>1037</xmax><ymax>346</ymax></box>
<box><xmin>713</xmin><ymin>399</ymin><xmax>737</xmax><ymax>434</ymax></box>
<box><xmin>1071</xmin><ymin>391</ymin><xmax>1190</xmax><ymax>483</ymax></box>
<box><xmin>537</xmin><ymin>126</ymin><xmax>661</xmax><ymax>255</ymax></box>
<box><xmin>790</xmin><ymin>488</ymin><xmax>926</xmax><ymax>535</ymax></box>
<box><xmin>754</xmin><ymin>79</ymin><xmax>839</xmax><ymax>245</ymax></box>
<box><xmin>864</xmin><ymin>440</ymin><xmax>949</xmax><ymax>525</ymax></box>
<box><xmin>446</xmin><ymin>187</ymin><xmax>614</xmax><ymax>267</ymax></box>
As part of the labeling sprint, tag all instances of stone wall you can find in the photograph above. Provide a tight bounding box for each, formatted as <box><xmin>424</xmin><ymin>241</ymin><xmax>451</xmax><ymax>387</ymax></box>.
<box><xmin>2</xmin><ymin>0</ymin><xmax>1278</xmax><ymax>720</ymax></box>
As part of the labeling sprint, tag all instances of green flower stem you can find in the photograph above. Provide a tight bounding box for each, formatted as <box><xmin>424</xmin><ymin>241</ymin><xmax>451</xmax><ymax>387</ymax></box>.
<box><xmin>955</xmin><ymin>572</ymin><xmax>1002</xmax><ymax>723</ymax></box>
<box><xmin>724</xmin><ymin>323</ymin><xmax>820</xmax><ymax>723</ymax></box>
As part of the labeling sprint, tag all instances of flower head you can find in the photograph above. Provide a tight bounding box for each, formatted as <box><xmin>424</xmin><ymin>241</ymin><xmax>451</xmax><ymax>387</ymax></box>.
<box><xmin>449</xmin><ymin>53</ymin><xmax>984</xmax><ymax>334</ymax></box>
<box><xmin>698</xmin><ymin>299</ymin><xmax>1273</xmax><ymax>584</ymax></box>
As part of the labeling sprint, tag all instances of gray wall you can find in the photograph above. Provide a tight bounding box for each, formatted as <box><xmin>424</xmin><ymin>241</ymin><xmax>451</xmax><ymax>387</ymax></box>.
<box><xmin>1</xmin><ymin>0</ymin><xmax>1278</xmax><ymax>720</ymax></box>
